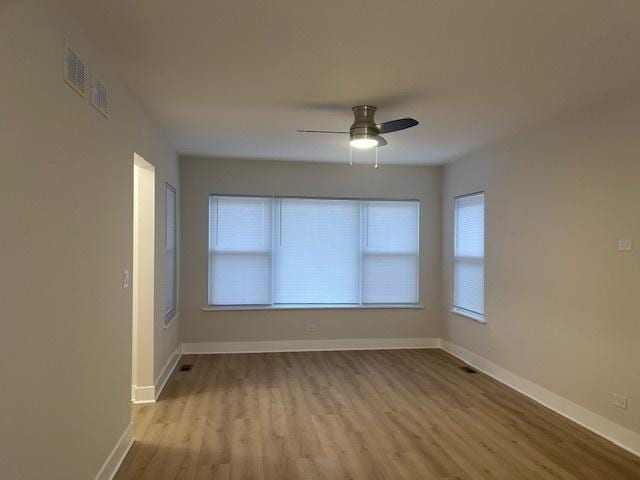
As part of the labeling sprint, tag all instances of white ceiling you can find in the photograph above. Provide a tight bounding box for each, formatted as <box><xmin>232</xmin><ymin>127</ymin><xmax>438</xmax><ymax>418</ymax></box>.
<box><xmin>62</xmin><ymin>0</ymin><xmax>640</xmax><ymax>165</ymax></box>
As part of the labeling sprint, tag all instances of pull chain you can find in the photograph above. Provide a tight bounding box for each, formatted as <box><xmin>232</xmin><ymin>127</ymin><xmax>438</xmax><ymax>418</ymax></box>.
<box><xmin>348</xmin><ymin>144</ymin><xmax>380</xmax><ymax>169</ymax></box>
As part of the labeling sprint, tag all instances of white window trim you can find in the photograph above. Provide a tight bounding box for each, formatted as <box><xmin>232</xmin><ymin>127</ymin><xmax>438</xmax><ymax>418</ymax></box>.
<box><xmin>450</xmin><ymin>307</ymin><xmax>485</xmax><ymax>324</ymax></box>
<box><xmin>204</xmin><ymin>303</ymin><xmax>424</xmax><ymax>312</ymax></box>
<box><xmin>164</xmin><ymin>183</ymin><xmax>178</xmax><ymax>326</ymax></box>
<box><xmin>452</xmin><ymin>191</ymin><xmax>485</xmax><ymax>322</ymax></box>
<box><xmin>207</xmin><ymin>194</ymin><xmax>421</xmax><ymax>309</ymax></box>
<box><xmin>163</xmin><ymin>311</ymin><xmax>179</xmax><ymax>329</ymax></box>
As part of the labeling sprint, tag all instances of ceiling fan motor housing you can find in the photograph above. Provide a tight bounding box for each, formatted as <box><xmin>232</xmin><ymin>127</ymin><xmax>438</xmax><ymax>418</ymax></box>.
<box><xmin>350</xmin><ymin>105</ymin><xmax>380</xmax><ymax>143</ymax></box>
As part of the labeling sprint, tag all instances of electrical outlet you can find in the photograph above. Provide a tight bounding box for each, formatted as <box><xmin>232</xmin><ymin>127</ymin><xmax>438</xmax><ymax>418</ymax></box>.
<box><xmin>617</xmin><ymin>239</ymin><xmax>632</xmax><ymax>251</ymax></box>
<box><xmin>122</xmin><ymin>269</ymin><xmax>130</xmax><ymax>289</ymax></box>
<box><xmin>613</xmin><ymin>393</ymin><xmax>628</xmax><ymax>410</ymax></box>
<box><xmin>306</xmin><ymin>323</ymin><xmax>317</xmax><ymax>332</ymax></box>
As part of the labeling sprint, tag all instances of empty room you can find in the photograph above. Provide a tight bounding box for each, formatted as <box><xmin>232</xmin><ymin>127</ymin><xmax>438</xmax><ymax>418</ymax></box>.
<box><xmin>2</xmin><ymin>0</ymin><xmax>639</xmax><ymax>479</ymax></box>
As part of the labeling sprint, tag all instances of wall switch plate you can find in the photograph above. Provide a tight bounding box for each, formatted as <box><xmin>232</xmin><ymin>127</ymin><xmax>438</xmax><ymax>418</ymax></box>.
<box><xmin>613</xmin><ymin>393</ymin><xmax>628</xmax><ymax>410</ymax></box>
<box><xmin>617</xmin><ymin>239</ymin><xmax>632</xmax><ymax>251</ymax></box>
<box><xmin>122</xmin><ymin>269</ymin><xmax>130</xmax><ymax>289</ymax></box>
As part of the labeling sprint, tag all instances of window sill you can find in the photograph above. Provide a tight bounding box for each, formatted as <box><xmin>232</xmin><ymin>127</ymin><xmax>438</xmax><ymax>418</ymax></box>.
<box><xmin>450</xmin><ymin>307</ymin><xmax>485</xmax><ymax>324</ymax></box>
<box><xmin>163</xmin><ymin>311</ymin><xmax>179</xmax><ymax>329</ymax></box>
<box><xmin>203</xmin><ymin>304</ymin><xmax>424</xmax><ymax>312</ymax></box>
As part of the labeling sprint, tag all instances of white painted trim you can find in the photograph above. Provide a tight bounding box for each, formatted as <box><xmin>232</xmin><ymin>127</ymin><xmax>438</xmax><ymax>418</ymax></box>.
<box><xmin>131</xmin><ymin>385</ymin><xmax>155</xmax><ymax>404</ymax></box>
<box><xmin>131</xmin><ymin>345</ymin><xmax>182</xmax><ymax>404</ymax></box>
<box><xmin>441</xmin><ymin>340</ymin><xmax>640</xmax><ymax>458</ymax></box>
<box><xmin>153</xmin><ymin>345</ymin><xmax>182</xmax><ymax>400</ymax></box>
<box><xmin>450</xmin><ymin>307</ymin><xmax>486</xmax><ymax>323</ymax></box>
<box><xmin>94</xmin><ymin>422</ymin><xmax>133</xmax><ymax>480</ymax></box>
<box><xmin>182</xmin><ymin>337</ymin><xmax>441</xmax><ymax>354</ymax></box>
<box><xmin>163</xmin><ymin>311</ymin><xmax>179</xmax><ymax>329</ymax></box>
<box><xmin>203</xmin><ymin>303</ymin><xmax>425</xmax><ymax>311</ymax></box>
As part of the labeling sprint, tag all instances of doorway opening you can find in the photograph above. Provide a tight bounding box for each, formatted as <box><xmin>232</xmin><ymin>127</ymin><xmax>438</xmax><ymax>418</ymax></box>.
<box><xmin>132</xmin><ymin>153</ymin><xmax>155</xmax><ymax>403</ymax></box>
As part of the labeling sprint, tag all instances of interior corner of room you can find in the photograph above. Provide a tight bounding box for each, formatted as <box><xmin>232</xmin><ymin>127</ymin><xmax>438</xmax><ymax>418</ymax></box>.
<box><xmin>2</xmin><ymin>0</ymin><xmax>639</xmax><ymax>478</ymax></box>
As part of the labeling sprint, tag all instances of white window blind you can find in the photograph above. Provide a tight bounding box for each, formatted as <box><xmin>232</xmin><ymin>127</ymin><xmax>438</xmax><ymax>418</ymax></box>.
<box><xmin>274</xmin><ymin>198</ymin><xmax>360</xmax><ymax>304</ymax></box>
<box><xmin>208</xmin><ymin>196</ymin><xmax>273</xmax><ymax>305</ymax></box>
<box><xmin>362</xmin><ymin>201</ymin><xmax>419</xmax><ymax>304</ymax></box>
<box><xmin>164</xmin><ymin>184</ymin><xmax>177</xmax><ymax>320</ymax></box>
<box><xmin>208</xmin><ymin>195</ymin><xmax>419</xmax><ymax>307</ymax></box>
<box><xmin>454</xmin><ymin>192</ymin><xmax>485</xmax><ymax>317</ymax></box>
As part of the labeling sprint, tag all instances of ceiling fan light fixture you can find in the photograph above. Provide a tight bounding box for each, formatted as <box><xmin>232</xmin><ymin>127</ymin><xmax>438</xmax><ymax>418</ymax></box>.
<box><xmin>350</xmin><ymin>120</ymin><xmax>379</xmax><ymax>149</ymax></box>
<box><xmin>296</xmin><ymin>104</ymin><xmax>418</xmax><ymax>155</ymax></box>
<box><xmin>350</xmin><ymin>137</ymin><xmax>379</xmax><ymax>149</ymax></box>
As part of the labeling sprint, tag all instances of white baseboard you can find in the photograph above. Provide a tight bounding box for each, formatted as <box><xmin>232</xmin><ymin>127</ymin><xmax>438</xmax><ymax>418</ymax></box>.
<box><xmin>441</xmin><ymin>340</ymin><xmax>640</xmax><ymax>458</ymax></box>
<box><xmin>182</xmin><ymin>337</ymin><xmax>441</xmax><ymax>354</ymax></box>
<box><xmin>153</xmin><ymin>345</ymin><xmax>182</xmax><ymax>400</ymax></box>
<box><xmin>94</xmin><ymin>422</ymin><xmax>133</xmax><ymax>480</ymax></box>
<box><xmin>131</xmin><ymin>345</ymin><xmax>182</xmax><ymax>404</ymax></box>
<box><xmin>131</xmin><ymin>385</ymin><xmax>155</xmax><ymax>404</ymax></box>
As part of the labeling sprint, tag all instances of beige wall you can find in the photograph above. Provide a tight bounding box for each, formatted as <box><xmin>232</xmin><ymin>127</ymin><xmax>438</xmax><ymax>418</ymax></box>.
<box><xmin>0</xmin><ymin>1</ymin><xmax>179</xmax><ymax>478</ymax></box>
<box><xmin>180</xmin><ymin>157</ymin><xmax>442</xmax><ymax>343</ymax></box>
<box><xmin>442</xmin><ymin>87</ymin><xmax>640</xmax><ymax>436</ymax></box>
<box><xmin>3</xmin><ymin>2</ymin><xmax>638</xmax><ymax>477</ymax></box>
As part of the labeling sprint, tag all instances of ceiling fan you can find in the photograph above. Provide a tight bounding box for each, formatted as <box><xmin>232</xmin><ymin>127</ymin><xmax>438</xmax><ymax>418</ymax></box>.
<box><xmin>297</xmin><ymin>105</ymin><xmax>419</xmax><ymax>149</ymax></box>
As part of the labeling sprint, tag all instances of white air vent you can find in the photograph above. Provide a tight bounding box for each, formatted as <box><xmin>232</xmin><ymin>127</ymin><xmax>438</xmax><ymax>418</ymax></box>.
<box><xmin>64</xmin><ymin>40</ymin><xmax>87</xmax><ymax>97</ymax></box>
<box><xmin>91</xmin><ymin>74</ymin><xmax>109</xmax><ymax>118</ymax></box>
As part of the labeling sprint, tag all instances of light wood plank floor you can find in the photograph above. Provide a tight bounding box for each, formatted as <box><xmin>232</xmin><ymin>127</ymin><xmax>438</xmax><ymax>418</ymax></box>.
<box><xmin>115</xmin><ymin>349</ymin><xmax>640</xmax><ymax>479</ymax></box>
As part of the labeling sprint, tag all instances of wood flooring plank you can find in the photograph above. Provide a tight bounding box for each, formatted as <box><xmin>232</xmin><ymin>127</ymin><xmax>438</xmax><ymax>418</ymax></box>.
<box><xmin>230</xmin><ymin>417</ymin><xmax>264</xmax><ymax>480</ymax></box>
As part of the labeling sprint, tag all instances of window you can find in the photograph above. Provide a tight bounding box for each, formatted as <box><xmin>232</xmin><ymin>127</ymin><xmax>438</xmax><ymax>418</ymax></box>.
<box><xmin>209</xmin><ymin>196</ymin><xmax>273</xmax><ymax>305</ymax></box>
<box><xmin>453</xmin><ymin>192</ymin><xmax>485</xmax><ymax>321</ymax></box>
<box><xmin>274</xmin><ymin>198</ymin><xmax>360</xmax><ymax>304</ymax></box>
<box><xmin>362</xmin><ymin>201</ymin><xmax>419</xmax><ymax>304</ymax></box>
<box><xmin>208</xmin><ymin>195</ymin><xmax>420</xmax><ymax>307</ymax></box>
<box><xmin>164</xmin><ymin>183</ymin><xmax>178</xmax><ymax>322</ymax></box>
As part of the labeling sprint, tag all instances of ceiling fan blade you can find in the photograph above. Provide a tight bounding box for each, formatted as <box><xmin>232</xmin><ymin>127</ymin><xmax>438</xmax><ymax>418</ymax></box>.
<box><xmin>296</xmin><ymin>129</ymin><xmax>349</xmax><ymax>134</ymax></box>
<box><xmin>377</xmin><ymin>118</ymin><xmax>419</xmax><ymax>134</ymax></box>
<box><xmin>377</xmin><ymin>136</ymin><xmax>388</xmax><ymax>147</ymax></box>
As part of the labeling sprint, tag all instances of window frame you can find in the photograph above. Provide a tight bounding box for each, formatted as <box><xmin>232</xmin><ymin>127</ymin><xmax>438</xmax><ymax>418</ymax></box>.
<box><xmin>164</xmin><ymin>182</ymin><xmax>178</xmax><ymax>325</ymax></box>
<box><xmin>360</xmin><ymin>200</ymin><xmax>421</xmax><ymax>305</ymax></box>
<box><xmin>452</xmin><ymin>191</ymin><xmax>485</xmax><ymax>323</ymax></box>
<box><xmin>207</xmin><ymin>194</ymin><xmax>274</xmax><ymax>307</ymax></box>
<box><xmin>207</xmin><ymin>194</ymin><xmax>422</xmax><ymax>309</ymax></box>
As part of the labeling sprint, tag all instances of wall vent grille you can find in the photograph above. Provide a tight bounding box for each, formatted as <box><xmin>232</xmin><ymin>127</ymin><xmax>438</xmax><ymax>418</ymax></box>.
<box><xmin>64</xmin><ymin>40</ymin><xmax>87</xmax><ymax>97</ymax></box>
<box><xmin>91</xmin><ymin>75</ymin><xmax>109</xmax><ymax>118</ymax></box>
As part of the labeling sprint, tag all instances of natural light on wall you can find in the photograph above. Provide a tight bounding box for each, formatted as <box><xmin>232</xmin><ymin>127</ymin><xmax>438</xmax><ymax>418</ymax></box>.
<box><xmin>208</xmin><ymin>195</ymin><xmax>420</xmax><ymax>307</ymax></box>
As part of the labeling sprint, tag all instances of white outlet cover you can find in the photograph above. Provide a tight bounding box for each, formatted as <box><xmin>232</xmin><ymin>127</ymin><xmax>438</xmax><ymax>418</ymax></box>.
<box><xmin>122</xmin><ymin>269</ymin><xmax>130</xmax><ymax>289</ymax></box>
<box><xmin>613</xmin><ymin>393</ymin><xmax>628</xmax><ymax>410</ymax></box>
<box><xmin>617</xmin><ymin>239</ymin><xmax>632</xmax><ymax>251</ymax></box>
